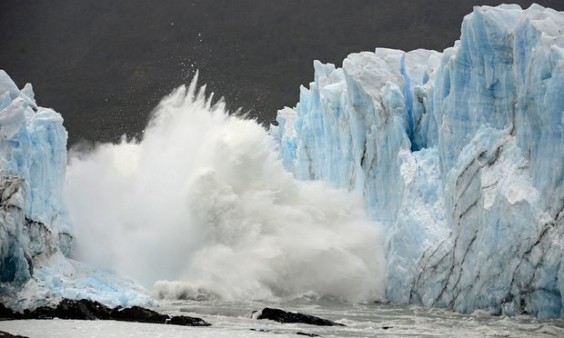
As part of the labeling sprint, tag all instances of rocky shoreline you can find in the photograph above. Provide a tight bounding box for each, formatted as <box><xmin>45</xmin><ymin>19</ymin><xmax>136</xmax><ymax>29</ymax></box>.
<box><xmin>0</xmin><ymin>299</ymin><xmax>348</xmax><ymax>337</ymax></box>
<box><xmin>0</xmin><ymin>299</ymin><xmax>209</xmax><ymax>326</ymax></box>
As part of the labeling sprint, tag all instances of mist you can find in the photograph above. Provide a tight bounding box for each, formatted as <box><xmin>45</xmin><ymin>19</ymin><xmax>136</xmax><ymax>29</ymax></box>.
<box><xmin>64</xmin><ymin>76</ymin><xmax>385</xmax><ymax>303</ymax></box>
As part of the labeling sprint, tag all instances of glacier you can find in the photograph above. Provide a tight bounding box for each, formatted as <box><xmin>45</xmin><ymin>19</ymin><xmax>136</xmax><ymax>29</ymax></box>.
<box><xmin>0</xmin><ymin>70</ymin><xmax>152</xmax><ymax>310</ymax></box>
<box><xmin>272</xmin><ymin>4</ymin><xmax>564</xmax><ymax>318</ymax></box>
<box><xmin>1</xmin><ymin>2</ymin><xmax>563</xmax><ymax>321</ymax></box>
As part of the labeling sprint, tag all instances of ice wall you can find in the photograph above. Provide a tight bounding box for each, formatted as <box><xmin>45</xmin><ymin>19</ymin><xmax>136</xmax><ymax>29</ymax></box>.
<box><xmin>0</xmin><ymin>71</ymin><xmax>151</xmax><ymax>310</ymax></box>
<box><xmin>0</xmin><ymin>69</ymin><xmax>70</xmax><ymax>286</ymax></box>
<box><xmin>272</xmin><ymin>4</ymin><xmax>564</xmax><ymax>318</ymax></box>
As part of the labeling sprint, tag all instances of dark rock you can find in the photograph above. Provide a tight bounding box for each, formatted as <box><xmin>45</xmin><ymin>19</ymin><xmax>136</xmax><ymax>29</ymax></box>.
<box><xmin>0</xmin><ymin>304</ymin><xmax>16</xmax><ymax>319</ymax></box>
<box><xmin>27</xmin><ymin>306</ymin><xmax>56</xmax><ymax>320</ymax></box>
<box><xmin>111</xmin><ymin>305</ymin><xmax>169</xmax><ymax>324</ymax></box>
<box><xmin>28</xmin><ymin>299</ymin><xmax>113</xmax><ymax>320</ymax></box>
<box><xmin>254</xmin><ymin>307</ymin><xmax>344</xmax><ymax>326</ymax></box>
<box><xmin>0</xmin><ymin>299</ymin><xmax>210</xmax><ymax>327</ymax></box>
<box><xmin>0</xmin><ymin>331</ymin><xmax>29</xmax><ymax>338</ymax></box>
<box><xmin>168</xmin><ymin>315</ymin><xmax>211</xmax><ymax>326</ymax></box>
<box><xmin>296</xmin><ymin>332</ymin><xmax>321</xmax><ymax>337</ymax></box>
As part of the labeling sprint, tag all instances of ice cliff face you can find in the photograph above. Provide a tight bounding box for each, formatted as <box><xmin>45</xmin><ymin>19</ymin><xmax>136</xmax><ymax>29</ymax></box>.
<box><xmin>272</xmin><ymin>4</ymin><xmax>564</xmax><ymax>318</ymax></box>
<box><xmin>0</xmin><ymin>71</ymin><xmax>151</xmax><ymax>310</ymax></box>
<box><xmin>0</xmin><ymin>69</ymin><xmax>70</xmax><ymax>287</ymax></box>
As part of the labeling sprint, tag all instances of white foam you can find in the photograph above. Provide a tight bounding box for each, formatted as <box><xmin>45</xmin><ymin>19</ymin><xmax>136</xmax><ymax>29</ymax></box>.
<box><xmin>65</xmin><ymin>76</ymin><xmax>385</xmax><ymax>303</ymax></box>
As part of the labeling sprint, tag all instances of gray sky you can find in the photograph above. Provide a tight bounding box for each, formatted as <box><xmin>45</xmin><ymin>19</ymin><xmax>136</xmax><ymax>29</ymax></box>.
<box><xmin>1</xmin><ymin>0</ymin><xmax>562</xmax><ymax>145</ymax></box>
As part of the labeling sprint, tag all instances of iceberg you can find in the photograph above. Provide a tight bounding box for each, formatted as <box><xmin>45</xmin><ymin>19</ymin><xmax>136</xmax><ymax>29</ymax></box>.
<box><xmin>273</xmin><ymin>4</ymin><xmax>564</xmax><ymax>318</ymax></box>
<box><xmin>0</xmin><ymin>70</ymin><xmax>152</xmax><ymax>310</ymax></box>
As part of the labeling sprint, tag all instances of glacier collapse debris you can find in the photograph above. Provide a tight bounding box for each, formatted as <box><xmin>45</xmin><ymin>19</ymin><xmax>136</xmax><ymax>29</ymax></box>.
<box><xmin>1</xmin><ymin>53</ymin><xmax>385</xmax><ymax>311</ymax></box>
<box><xmin>272</xmin><ymin>4</ymin><xmax>564</xmax><ymax>318</ymax></box>
<box><xmin>0</xmin><ymin>70</ymin><xmax>152</xmax><ymax>311</ymax></box>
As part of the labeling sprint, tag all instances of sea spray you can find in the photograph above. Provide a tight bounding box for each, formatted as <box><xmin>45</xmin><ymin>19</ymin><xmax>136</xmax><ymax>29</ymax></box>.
<box><xmin>65</xmin><ymin>75</ymin><xmax>385</xmax><ymax>302</ymax></box>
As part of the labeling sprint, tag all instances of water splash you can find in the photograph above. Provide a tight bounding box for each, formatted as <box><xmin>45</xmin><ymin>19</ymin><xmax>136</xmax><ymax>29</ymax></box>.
<box><xmin>65</xmin><ymin>75</ymin><xmax>385</xmax><ymax>303</ymax></box>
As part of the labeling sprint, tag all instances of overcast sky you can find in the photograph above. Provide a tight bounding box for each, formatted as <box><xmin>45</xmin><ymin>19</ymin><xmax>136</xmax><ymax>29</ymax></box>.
<box><xmin>1</xmin><ymin>0</ymin><xmax>562</xmax><ymax>145</ymax></box>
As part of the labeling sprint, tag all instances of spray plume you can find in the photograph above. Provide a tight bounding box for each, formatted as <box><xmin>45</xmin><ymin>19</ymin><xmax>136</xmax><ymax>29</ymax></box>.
<box><xmin>65</xmin><ymin>75</ymin><xmax>386</xmax><ymax>302</ymax></box>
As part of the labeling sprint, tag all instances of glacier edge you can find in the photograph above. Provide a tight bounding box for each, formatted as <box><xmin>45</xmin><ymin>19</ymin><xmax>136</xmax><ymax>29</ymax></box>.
<box><xmin>0</xmin><ymin>70</ymin><xmax>153</xmax><ymax>311</ymax></box>
<box><xmin>273</xmin><ymin>4</ymin><xmax>564</xmax><ymax>318</ymax></box>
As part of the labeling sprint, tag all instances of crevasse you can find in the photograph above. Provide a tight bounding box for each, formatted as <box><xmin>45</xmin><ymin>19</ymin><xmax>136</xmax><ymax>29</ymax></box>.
<box><xmin>272</xmin><ymin>4</ymin><xmax>564</xmax><ymax>318</ymax></box>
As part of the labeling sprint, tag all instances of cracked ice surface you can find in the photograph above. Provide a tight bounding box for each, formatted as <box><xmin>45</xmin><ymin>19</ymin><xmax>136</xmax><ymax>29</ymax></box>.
<box><xmin>273</xmin><ymin>4</ymin><xmax>564</xmax><ymax>318</ymax></box>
